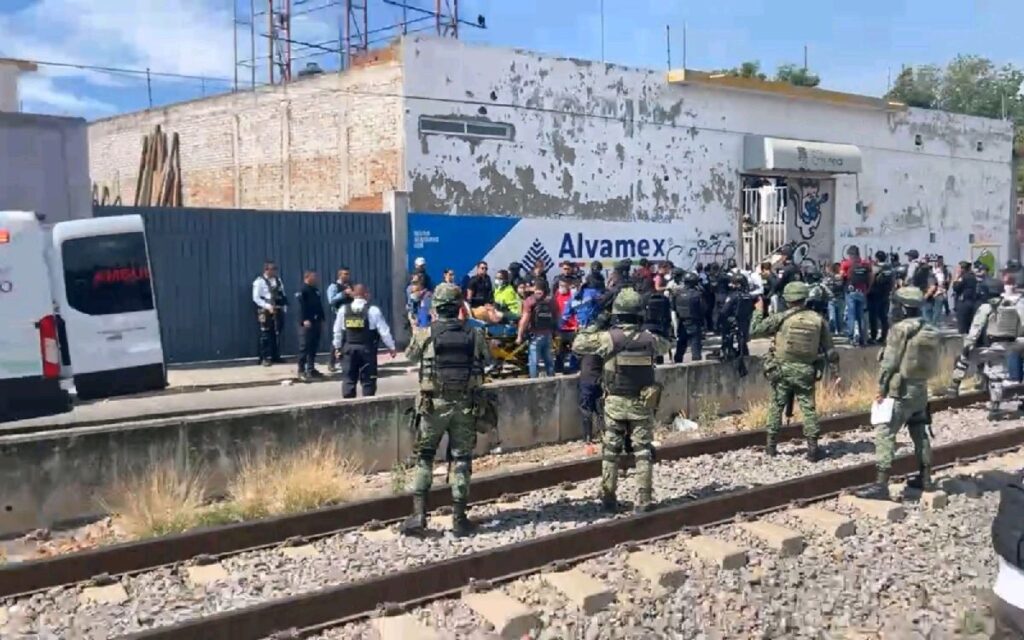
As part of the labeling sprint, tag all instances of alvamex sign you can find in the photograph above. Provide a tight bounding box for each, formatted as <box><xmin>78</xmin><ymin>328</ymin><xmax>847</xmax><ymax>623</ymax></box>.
<box><xmin>558</xmin><ymin>232</ymin><xmax>670</xmax><ymax>260</ymax></box>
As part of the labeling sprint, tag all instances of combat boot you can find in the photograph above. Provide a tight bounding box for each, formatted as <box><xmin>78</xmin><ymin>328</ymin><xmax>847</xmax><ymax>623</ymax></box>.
<box><xmin>945</xmin><ymin>382</ymin><xmax>960</xmax><ymax>398</ymax></box>
<box><xmin>805</xmin><ymin>437</ymin><xmax>821</xmax><ymax>462</ymax></box>
<box><xmin>634</xmin><ymin>490</ymin><xmax>655</xmax><ymax>513</ymax></box>
<box><xmin>600</xmin><ymin>492</ymin><xmax>619</xmax><ymax>514</ymax></box>
<box><xmin>451</xmin><ymin>500</ymin><xmax>476</xmax><ymax>538</ymax></box>
<box><xmin>856</xmin><ymin>469</ymin><xmax>892</xmax><ymax>501</ymax></box>
<box><xmin>906</xmin><ymin>465</ymin><xmax>935</xmax><ymax>491</ymax></box>
<box><xmin>398</xmin><ymin>493</ymin><xmax>428</xmax><ymax>536</ymax></box>
<box><xmin>765</xmin><ymin>435</ymin><xmax>778</xmax><ymax>457</ymax></box>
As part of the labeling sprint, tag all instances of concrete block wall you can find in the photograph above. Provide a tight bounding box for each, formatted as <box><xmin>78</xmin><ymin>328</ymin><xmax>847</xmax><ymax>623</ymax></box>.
<box><xmin>88</xmin><ymin>48</ymin><xmax>403</xmax><ymax>212</ymax></box>
<box><xmin>0</xmin><ymin>334</ymin><xmax>967</xmax><ymax>536</ymax></box>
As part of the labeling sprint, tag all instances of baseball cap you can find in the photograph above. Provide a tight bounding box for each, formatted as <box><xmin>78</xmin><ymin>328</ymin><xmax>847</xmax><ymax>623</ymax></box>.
<box><xmin>414</xmin><ymin>256</ymin><xmax>426</xmax><ymax>267</ymax></box>
<box><xmin>905</xmin><ymin>249</ymin><xmax>920</xmax><ymax>260</ymax></box>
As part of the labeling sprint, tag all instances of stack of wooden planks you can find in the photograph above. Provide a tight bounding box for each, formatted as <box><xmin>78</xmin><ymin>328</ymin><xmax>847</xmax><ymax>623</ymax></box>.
<box><xmin>133</xmin><ymin>125</ymin><xmax>183</xmax><ymax>206</ymax></box>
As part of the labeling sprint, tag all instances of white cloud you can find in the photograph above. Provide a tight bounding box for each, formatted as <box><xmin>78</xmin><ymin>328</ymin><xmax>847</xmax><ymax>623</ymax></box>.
<box><xmin>19</xmin><ymin>74</ymin><xmax>118</xmax><ymax>115</ymax></box>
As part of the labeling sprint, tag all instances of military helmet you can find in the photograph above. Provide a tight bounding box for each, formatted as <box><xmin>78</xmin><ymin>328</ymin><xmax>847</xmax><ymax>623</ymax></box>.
<box><xmin>432</xmin><ymin>283</ymin><xmax>462</xmax><ymax>309</ymax></box>
<box><xmin>612</xmin><ymin>288</ymin><xmax>643</xmax><ymax>315</ymax></box>
<box><xmin>782</xmin><ymin>281</ymin><xmax>810</xmax><ymax>302</ymax></box>
<box><xmin>683</xmin><ymin>271</ymin><xmax>700</xmax><ymax>285</ymax></box>
<box><xmin>892</xmin><ymin>286</ymin><xmax>924</xmax><ymax>308</ymax></box>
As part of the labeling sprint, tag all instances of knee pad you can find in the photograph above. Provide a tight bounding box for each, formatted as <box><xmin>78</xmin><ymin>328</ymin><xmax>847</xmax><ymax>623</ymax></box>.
<box><xmin>452</xmin><ymin>455</ymin><xmax>472</xmax><ymax>474</ymax></box>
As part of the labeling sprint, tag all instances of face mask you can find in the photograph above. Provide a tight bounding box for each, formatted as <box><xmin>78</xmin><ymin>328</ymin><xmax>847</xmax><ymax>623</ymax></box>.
<box><xmin>495</xmin><ymin>279</ymin><xmax>506</xmax><ymax>287</ymax></box>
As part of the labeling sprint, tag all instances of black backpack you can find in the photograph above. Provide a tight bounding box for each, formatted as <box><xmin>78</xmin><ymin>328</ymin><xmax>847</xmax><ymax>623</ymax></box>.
<box><xmin>531</xmin><ymin>297</ymin><xmax>557</xmax><ymax>331</ymax></box>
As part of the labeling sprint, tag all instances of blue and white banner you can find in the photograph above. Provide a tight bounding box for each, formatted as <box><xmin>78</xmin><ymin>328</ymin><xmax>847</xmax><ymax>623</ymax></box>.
<box><xmin>408</xmin><ymin>212</ymin><xmax>737</xmax><ymax>283</ymax></box>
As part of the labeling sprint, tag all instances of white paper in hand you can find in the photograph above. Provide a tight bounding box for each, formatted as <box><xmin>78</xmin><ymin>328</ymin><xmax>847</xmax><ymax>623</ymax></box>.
<box><xmin>871</xmin><ymin>398</ymin><xmax>895</xmax><ymax>426</ymax></box>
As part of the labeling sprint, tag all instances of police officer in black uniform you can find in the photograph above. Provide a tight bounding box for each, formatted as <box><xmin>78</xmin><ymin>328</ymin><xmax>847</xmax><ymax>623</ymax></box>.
<box><xmin>719</xmin><ymin>273</ymin><xmax>753</xmax><ymax>359</ymax></box>
<box><xmin>332</xmin><ymin>284</ymin><xmax>397</xmax><ymax>398</ymax></box>
<box><xmin>296</xmin><ymin>270</ymin><xmax>325</xmax><ymax>381</ymax></box>
<box><xmin>673</xmin><ymin>271</ymin><xmax>705</xmax><ymax>363</ymax></box>
<box><xmin>951</xmin><ymin>260</ymin><xmax>979</xmax><ymax>334</ymax></box>
<box><xmin>641</xmin><ymin>286</ymin><xmax>673</xmax><ymax>363</ymax></box>
<box><xmin>867</xmin><ymin>250</ymin><xmax>896</xmax><ymax>344</ymax></box>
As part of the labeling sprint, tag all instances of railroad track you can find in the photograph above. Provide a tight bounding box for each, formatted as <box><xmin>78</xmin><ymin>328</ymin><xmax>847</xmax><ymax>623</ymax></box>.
<box><xmin>118</xmin><ymin>419</ymin><xmax>1024</xmax><ymax>640</ymax></box>
<box><xmin>0</xmin><ymin>391</ymin><xmax>990</xmax><ymax>600</ymax></box>
<box><xmin>0</xmin><ymin>393</ymin><xmax>1016</xmax><ymax>638</ymax></box>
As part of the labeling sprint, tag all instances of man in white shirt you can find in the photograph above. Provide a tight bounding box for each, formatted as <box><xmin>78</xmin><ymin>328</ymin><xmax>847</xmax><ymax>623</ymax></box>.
<box><xmin>333</xmin><ymin>284</ymin><xmax>397</xmax><ymax>398</ymax></box>
<box><xmin>252</xmin><ymin>260</ymin><xmax>287</xmax><ymax>365</ymax></box>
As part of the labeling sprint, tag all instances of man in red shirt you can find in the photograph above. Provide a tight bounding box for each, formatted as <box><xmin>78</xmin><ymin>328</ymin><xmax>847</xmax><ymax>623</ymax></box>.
<box><xmin>839</xmin><ymin>246</ymin><xmax>874</xmax><ymax>346</ymax></box>
<box><xmin>517</xmin><ymin>278</ymin><xmax>560</xmax><ymax>378</ymax></box>
<box><xmin>553</xmin><ymin>277</ymin><xmax>579</xmax><ymax>373</ymax></box>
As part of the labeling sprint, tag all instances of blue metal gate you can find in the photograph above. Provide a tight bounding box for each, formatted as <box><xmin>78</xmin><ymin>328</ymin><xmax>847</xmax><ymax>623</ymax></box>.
<box><xmin>94</xmin><ymin>206</ymin><xmax>393</xmax><ymax>364</ymax></box>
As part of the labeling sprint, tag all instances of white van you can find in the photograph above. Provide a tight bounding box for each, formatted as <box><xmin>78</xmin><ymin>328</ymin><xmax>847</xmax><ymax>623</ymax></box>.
<box><xmin>0</xmin><ymin>211</ymin><xmax>71</xmax><ymax>421</ymax></box>
<box><xmin>0</xmin><ymin>212</ymin><xmax>165</xmax><ymax>421</ymax></box>
<box><xmin>48</xmin><ymin>214</ymin><xmax>166</xmax><ymax>400</ymax></box>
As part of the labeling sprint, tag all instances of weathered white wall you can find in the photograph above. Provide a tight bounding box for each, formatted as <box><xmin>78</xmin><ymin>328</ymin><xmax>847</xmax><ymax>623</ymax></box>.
<box><xmin>402</xmin><ymin>36</ymin><xmax>1014</xmax><ymax>266</ymax></box>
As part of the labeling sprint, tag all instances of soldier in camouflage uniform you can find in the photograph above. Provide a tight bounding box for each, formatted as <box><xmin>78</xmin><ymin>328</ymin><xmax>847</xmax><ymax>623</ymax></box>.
<box><xmin>572</xmin><ymin>289</ymin><xmax>671</xmax><ymax>512</ymax></box>
<box><xmin>400</xmin><ymin>284</ymin><xmax>490</xmax><ymax>537</ymax></box>
<box><xmin>947</xmin><ymin>276</ymin><xmax>1024</xmax><ymax>421</ymax></box>
<box><xmin>859</xmin><ymin>287</ymin><xmax>941</xmax><ymax>499</ymax></box>
<box><xmin>750</xmin><ymin>281</ymin><xmax>838</xmax><ymax>461</ymax></box>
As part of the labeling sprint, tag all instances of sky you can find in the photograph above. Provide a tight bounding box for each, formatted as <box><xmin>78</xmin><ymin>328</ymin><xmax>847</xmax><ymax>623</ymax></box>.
<box><xmin>1</xmin><ymin>0</ymin><xmax>1022</xmax><ymax>120</ymax></box>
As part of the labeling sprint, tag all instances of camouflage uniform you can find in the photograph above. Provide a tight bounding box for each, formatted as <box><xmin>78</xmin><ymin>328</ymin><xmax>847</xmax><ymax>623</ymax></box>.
<box><xmin>750</xmin><ymin>281</ymin><xmax>837</xmax><ymax>461</ymax></box>
<box><xmin>401</xmin><ymin>284</ymin><xmax>490</xmax><ymax>536</ymax></box>
<box><xmin>949</xmin><ymin>282</ymin><xmax>1024</xmax><ymax>419</ymax></box>
<box><xmin>860</xmin><ymin>287</ymin><xmax>941</xmax><ymax>499</ymax></box>
<box><xmin>572</xmin><ymin>289</ymin><xmax>671</xmax><ymax>511</ymax></box>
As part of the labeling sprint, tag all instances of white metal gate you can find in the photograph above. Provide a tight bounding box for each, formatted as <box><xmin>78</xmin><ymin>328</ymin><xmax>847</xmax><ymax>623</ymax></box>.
<box><xmin>741</xmin><ymin>184</ymin><xmax>788</xmax><ymax>268</ymax></box>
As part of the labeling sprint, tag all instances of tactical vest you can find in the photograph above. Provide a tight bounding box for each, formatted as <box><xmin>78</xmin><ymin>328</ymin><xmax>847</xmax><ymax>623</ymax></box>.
<box><xmin>986</xmin><ymin>299</ymin><xmax>1021</xmax><ymax>340</ymax></box>
<box><xmin>643</xmin><ymin>293</ymin><xmax>672</xmax><ymax>334</ymax></box>
<box><xmin>992</xmin><ymin>483</ymin><xmax>1024</xmax><ymax>570</ymax></box>
<box><xmin>956</xmin><ymin>274</ymin><xmax>977</xmax><ymax>302</ymax></box>
<box><xmin>603</xmin><ymin>328</ymin><xmax>657</xmax><ymax>397</ymax></box>
<box><xmin>911</xmin><ymin>263</ymin><xmax>930</xmax><ymax>290</ymax></box>
<box><xmin>423</xmin><ymin>321</ymin><xmax>477</xmax><ymax>394</ymax></box>
<box><xmin>342</xmin><ymin>304</ymin><xmax>374</xmax><ymax>345</ymax></box>
<box><xmin>530</xmin><ymin>297</ymin><xmax>557</xmax><ymax>332</ymax></box>
<box><xmin>262</xmin><ymin>276</ymin><xmax>285</xmax><ymax>306</ymax></box>
<box><xmin>674</xmin><ymin>288</ymin><xmax>700</xmax><ymax>323</ymax></box>
<box><xmin>898</xmin><ymin>319</ymin><xmax>940</xmax><ymax>381</ymax></box>
<box><xmin>850</xmin><ymin>262</ymin><xmax>870</xmax><ymax>287</ymax></box>
<box><xmin>872</xmin><ymin>266</ymin><xmax>894</xmax><ymax>292</ymax></box>
<box><xmin>774</xmin><ymin>310</ymin><xmax>822</xmax><ymax>364</ymax></box>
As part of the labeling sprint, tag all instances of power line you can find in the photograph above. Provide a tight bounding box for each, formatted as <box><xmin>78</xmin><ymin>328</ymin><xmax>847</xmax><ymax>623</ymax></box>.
<box><xmin>29</xmin><ymin>58</ymin><xmax>236</xmax><ymax>85</ymax></box>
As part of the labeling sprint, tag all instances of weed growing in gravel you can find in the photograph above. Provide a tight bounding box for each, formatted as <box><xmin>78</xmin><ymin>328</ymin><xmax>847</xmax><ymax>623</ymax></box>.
<box><xmin>390</xmin><ymin>461</ymin><xmax>409</xmax><ymax>494</ymax></box>
<box><xmin>816</xmin><ymin>370</ymin><xmax>876</xmax><ymax>415</ymax></box>
<box><xmin>956</xmin><ymin>608</ymin><xmax>989</xmax><ymax>635</ymax></box>
<box><xmin>101</xmin><ymin>462</ymin><xmax>208</xmax><ymax>539</ymax></box>
<box><xmin>271</xmin><ymin>441</ymin><xmax>362</xmax><ymax>513</ymax></box>
<box><xmin>696</xmin><ymin>397</ymin><xmax>721</xmax><ymax>432</ymax></box>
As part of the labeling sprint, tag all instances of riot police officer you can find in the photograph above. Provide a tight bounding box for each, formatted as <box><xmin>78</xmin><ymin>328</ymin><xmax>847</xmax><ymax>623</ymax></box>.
<box><xmin>641</xmin><ymin>287</ymin><xmax>673</xmax><ymax>363</ymax></box>
<box><xmin>400</xmin><ymin>284</ymin><xmax>490</xmax><ymax>537</ymax></box>
<box><xmin>672</xmin><ymin>271</ymin><xmax>704</xmax><ymax>363</ymax></box>
<box><xmin>718</xmin><ymin>273</ymin><xmax>753</xmax><ymax>360</ymax></box>
<box><xmin>947</xmin><ymin>276</ymin><xmax>1024</xmax><ymax>420</ymax></box>
<box><xmin>572</xmin><ymin>289</ymin><xmax>671</xmax><ymax>512</ymax></box>
<box><xmin>751</xmin><ymin>282</ymin><xmax>838</xmax><ymax>461</ymax></box>
<box><xmin>951</xmin><ymin>260</ymin><xmax>979</xmax><ymax>334</ymax></box>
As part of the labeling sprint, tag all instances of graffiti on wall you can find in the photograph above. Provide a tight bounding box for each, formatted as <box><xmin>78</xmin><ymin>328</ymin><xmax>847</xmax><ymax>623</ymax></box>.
<box><xmin>668</xmin><ymin>233</ymin><xmax>737</xmax><ymax>269</ymax></box>
<box><xmin>792</xmin><ymin>180</ymin><xmax>830</xmax><ymax>240</ymax></box>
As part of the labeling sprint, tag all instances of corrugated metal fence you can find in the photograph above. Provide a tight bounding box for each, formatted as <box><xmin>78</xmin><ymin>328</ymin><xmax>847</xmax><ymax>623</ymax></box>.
<box><xmin>94</xmin><ymin>206</ymin><xmax>392</xmax><ymax>364</ymax></box>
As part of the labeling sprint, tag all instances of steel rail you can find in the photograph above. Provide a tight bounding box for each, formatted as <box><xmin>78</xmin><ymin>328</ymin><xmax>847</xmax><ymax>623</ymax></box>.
<box><xmin>120</xmin><ymin>421</ymin><xmax>1024</xmax><ymax>640</ymax></box>
<box><xmin>0</xmin><ymin>391</ymin><xmax>987</xmax><ymax>598</ymax></box>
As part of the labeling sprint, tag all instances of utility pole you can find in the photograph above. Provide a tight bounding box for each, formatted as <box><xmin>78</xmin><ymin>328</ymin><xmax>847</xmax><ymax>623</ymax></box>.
<box><xmin>803</xmin><ymin>44</ymin><xmax>808</xmax><ymax>71</ymax></box>
<box><xmin>233</xmin><ymin>0</ymin><xmax>239</xmax><ymax>91</ymax></box>
<box><xmin>146</xmin><ymin>68</ymin><xmax>153</xmax><ymax>108</ymax></box>
<box><xmin>599</xmin><ymin>0</ymin><xmax>605</xmax><ymax>62</ymax></box>
<box><xmin>249</xmin><ymin>0</ymin><xmax>256</xmax><ymax>88</ymax></box>
<box><xmin>683</xmin><ymin>22</ymin><xmax>687</xmax><ymax>70</ymax></box>
<box><xmin>665</xmin><ymin>25</ymin><xmax>671</xmax><ymax>70</ymax></box>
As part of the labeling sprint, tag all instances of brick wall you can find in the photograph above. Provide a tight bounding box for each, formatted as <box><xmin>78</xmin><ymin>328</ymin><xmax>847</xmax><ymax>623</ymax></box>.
<box><xmin>88</xmin><ymin>48</ymin><xmax>403</xmax><ymax>211</ymax></box>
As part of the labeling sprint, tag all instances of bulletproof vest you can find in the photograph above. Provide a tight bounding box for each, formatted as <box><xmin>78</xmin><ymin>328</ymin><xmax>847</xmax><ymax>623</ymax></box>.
<box><xmin>872</xmin><ymin>265</ymin><xmax>894</xmax><ymax>292</ymax></box>
<box><xmin>850</xmin><ymin>262</ymin><xmax>870</xmax><ymax>287</ymax></box>
<box><xmin>911</xmin><ymin>263</ymin><xmax>930</xmax><ymax>290</ymax></box>
<box><xmin>734</xmin><ymin>292</ymin><xmax>754</xmax><ymax>327</ymax></box>
<box><xmin>957</xmin><ymin>273</ymin><xmax>977</xmax><ymax>301</ymax></box>
<box><xmin>603</xmin><ymin>328</ymin><xmax>657</xmax><ymax>397</ymax></box>
<box><xmin>578</xmin><ymin>353</ymin><xmax>604</xmax><ymax>385</ymax></box>
<box><xmin>774</xmin><ymin>309</ymin><xmax>822</xmax><ymax>364</ymax></box>
<box><xmin>898</xmin><ymin>319</ymin><xmax>941</xmax><ymax>381</ymax></box>
<box><xmin>530</xmin><ymin>296</ymin><xmax>557</xmax><ymax>332</ymax></box>
<box><xmin>642</xmin><ymin>293</ymin><xmax>672</xmax><ymax>335</ymax></box>
<box><xmin>263</xmin><ymin>276</ymin><xmax>285</xmax><ymax>305</ymax></box>
<box><xmin>986</xmin><ymin>299</ymin><xmax>1021</xmax><ymax>340</ymax></box>
<box><xmin>674</xmin><ymin>287</ymin><xmax>701</xmax><ymax>323</ymax></box>
<box><xmin>992</xmin><ymin>483</ymin><xmax>1024</xmax><ymax>570</ymax></box>
<box><xmin>425</xmin><ymin>321</ymin><xmax>476</xmax><ymax>393</ymax></box>
<box><xmin>342</xmin><ymin>304</ymin><xmax>374</xmax><ymax>345</ymax></box>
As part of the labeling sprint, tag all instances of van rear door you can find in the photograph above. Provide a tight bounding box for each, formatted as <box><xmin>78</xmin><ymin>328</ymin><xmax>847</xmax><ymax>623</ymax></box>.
<box><xmin>0</xmin><ymin>211</ymin><xmax>70</xmax><ymax>421</ymax></box>
<box><xmin>50</xmin><ymin>215</ymin><xmax>166</xmax><ymax>399</ymax></box>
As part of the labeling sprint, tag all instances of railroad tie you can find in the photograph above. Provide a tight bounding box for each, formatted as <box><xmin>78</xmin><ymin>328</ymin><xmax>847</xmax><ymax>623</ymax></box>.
<box><xmin>432</xmin><ymin>514</ymin><xmax>454</xmax><ymax>530</ymax></box>
<box><xmin>280</xmin><ymin>545</ymin><xmax>320</xmax><ymax>559</ymax></box>
<box><xmin>370</xmin><ymin>613</ymin><xmax>442</xmax><ymax>640</ymax></box>
<box><xmin>79</xmin><ymin>583</ymin><xmax>129</xmax><ymax>606</ymax></box>
<box><xmin>683</xmin><ymin>535</ymin><xmax>748</xmax><ymax>570</ymax></box>
<box><xmin>919</xmin><ymin>490</ymin><xmax>949</xmax><ymax>511</ymax></box>
<box><xmin>791</xmin><ymin>507</ymin><xmax>857</xmax><ymax>539</ymax></box>
<box><xmin>542</xmin><ymin>569</ymin><xmax>615</xmax><ymax>614</ymax></box>
<box><xmin>839</xmin><ymin>495</ymin><xmax>906</xmax><ymax>523</ymax></box>
<box><xmin>461</xmin><ymin>591</ymin><xmax>540</xmax><ymax>640</ymax></box>
<box><xmin>361</xmin><ymin>528</ymin><xmax>399</xmax><ymax>542</ymax></box>
<box><xmin>737</xmin><ymin>521</ymin><xmax>805</xmax><ymax>557</ymax></box>
<box><xmin>184</xmin><ymin>563</ymin><xmax>230</xmax><ymax>587</ymax></box>
<box><xmin>626</xmin><ymin>551</ymin><xmax>687</xmax><ymax>589</ymax></box>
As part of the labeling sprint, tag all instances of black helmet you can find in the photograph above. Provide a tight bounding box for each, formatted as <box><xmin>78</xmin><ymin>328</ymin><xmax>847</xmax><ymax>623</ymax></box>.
<box><xmin>729</xmin><ymin>273</ymin><xmax>748</xmax><ymax>289</ymax></box>
<box><xmin>683</xmin><ymin>271</ymin><xmax>700</xmax><ymax>285</ymax></box>
<box><xmin>508</xmin><ymin>261</ymin><xmax>522</xmax><ymax>272</ymax></box>
<box><xmin>590</xmin><ymin>260</ymin><xmax>603</xmax><ymax>272</ymax></box>
<box><xmin>977</xmin><ymin>277</ymin><xmax>1001</xmax><ymax>299</ymax></box>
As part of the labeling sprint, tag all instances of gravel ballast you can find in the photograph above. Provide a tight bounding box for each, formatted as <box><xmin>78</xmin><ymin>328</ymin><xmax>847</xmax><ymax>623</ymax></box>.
<box><xmin>4</xmin><ymin>406</ymin><xmax>1015</xmax><ymax>639</ymax></box>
